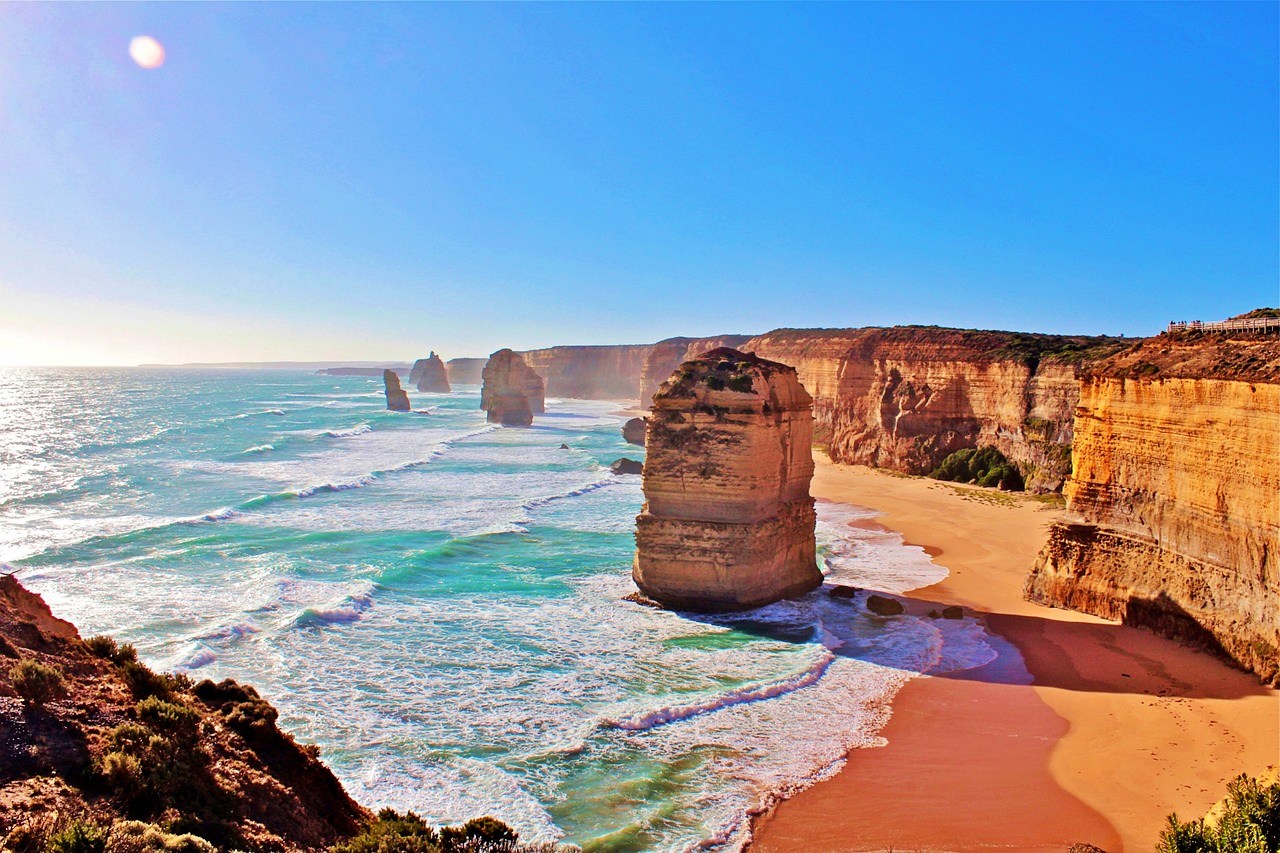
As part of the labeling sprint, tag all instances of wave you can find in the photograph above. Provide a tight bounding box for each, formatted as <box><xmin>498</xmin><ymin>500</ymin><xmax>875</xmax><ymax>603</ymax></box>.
<box><xmin>293</xmin><ymin>583</ymin><xmax>376</xmax><ymax>628</ymax></box>
<box><xmin>230</xmin><ymin>409</ymin><xmax>286</xmax><ymax>420</ymax></box>
<box><xmin>241</xmin><ymin>444</ymin><xmax>275</xmax><ymax>454</ymax></box>
<box><xmin>603</xmin><ymin>649</ymin><xmax>835</xmax><ymax>732</ymax></box>
<box><xmin>179</xmin><ymin>649</ymin><xmax>218</xmax><ymax>669</ymax></box>
<box><xmin>323</xmin><ymin>424</ymin><xmax>372</xmax><ymax>438</ymax></box>
<box><xmin>520</xmin><ymin>478</ymin><xmax>615</xmax><ymax>512</ymax></box>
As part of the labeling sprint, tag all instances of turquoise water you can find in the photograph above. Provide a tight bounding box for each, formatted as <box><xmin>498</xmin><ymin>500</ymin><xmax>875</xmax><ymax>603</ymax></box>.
<box><xmin>0</xmin><ymin>367</ymin><xmax>994</xmax><ymax>851</ymax></box>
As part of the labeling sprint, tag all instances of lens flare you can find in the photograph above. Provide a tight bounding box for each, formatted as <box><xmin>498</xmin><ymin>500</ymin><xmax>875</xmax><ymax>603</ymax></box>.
<box><xmin>129</xmin><ymin>35</ymin><xmax>165</xmax><ymax>70</ymax></box>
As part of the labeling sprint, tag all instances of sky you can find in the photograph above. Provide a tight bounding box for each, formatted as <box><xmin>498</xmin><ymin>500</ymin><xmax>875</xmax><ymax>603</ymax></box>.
<box><xmin>0</xmin><ymin>3</ymin><xmax>1276</xmax><ymax>365</ymax></box>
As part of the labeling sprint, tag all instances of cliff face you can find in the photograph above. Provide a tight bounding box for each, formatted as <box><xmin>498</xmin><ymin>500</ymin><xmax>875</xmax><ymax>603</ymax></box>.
<box><xmin>638</xmin><ymin>335</ymin><xmax>754</xmax><ymax>408</ymax></box>
<box><xmin>1026</xmin><ymin>333</ymin><xmax>1280</xmax><ymax>684</ymax></box>
<box><xmin>743</xmin><ymin>327</ymin><xmax>1123</xmax><ymax>492</ymax></box>
<box><xmin>480</xmin><ymin>349</ymin><xmax>545</xmax><ymax>426</ymax></box>
<box><xmin>633</xmin><ymin>348</ymin><xmax>820</xmax><ymax>611</ymax></box>
<box><xmin>445</xmin><ymin>357</ymin><xmax>486</xmax><ymax>385</ymax></box>
<box><xmin>410</xmin><ymin>352</ymin><xmax>452</xmax><ymax>393</ymax></box>
<box><xmin>0</xmin><ymin>576</ymin><xmax>368</xmax><ymax>850</ymax></box>
<box><xmin>383</xmin><ymin>369</ymin><xmax>411</xmax><ymax>411</ymax></box>
<box><xmin>519</xmin><ymin>345</ymin><xmax>653</xmax><ymax>400</ymax></box>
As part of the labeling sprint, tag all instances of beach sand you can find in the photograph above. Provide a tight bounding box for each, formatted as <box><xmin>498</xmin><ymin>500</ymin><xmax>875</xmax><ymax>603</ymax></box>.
<box><xmin>750</xmin><ymin>455</ymin><xmax>1279</xmax><ymax>852</ymax></box>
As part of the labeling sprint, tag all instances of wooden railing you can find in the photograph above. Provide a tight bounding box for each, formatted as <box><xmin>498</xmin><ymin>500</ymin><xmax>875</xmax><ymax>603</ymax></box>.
<box><xmin>1167</xmin><ymin>316</ymin><xmax>1280</xmax><ymax>334</ymax></box>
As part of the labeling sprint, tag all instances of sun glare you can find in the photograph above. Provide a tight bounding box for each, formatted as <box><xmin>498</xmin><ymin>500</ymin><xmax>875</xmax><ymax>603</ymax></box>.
<box><xmin>129</xmin><ymin>35</ymin><xmax>165</xmax><ymax>70</ymax></box>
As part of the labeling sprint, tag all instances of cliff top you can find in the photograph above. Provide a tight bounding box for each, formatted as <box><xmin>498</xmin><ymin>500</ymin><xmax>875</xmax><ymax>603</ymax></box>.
<box><xmin>656</xmin><ymin>348</ymin><xmax>812</xmax><ymax>408</ymax></box>
<box><xmin>1086</xmin><ymin>332</ymin><xmax>1280</xmax><ymax>383</ymax></box>
<box><xmin>0</xmin><ymin>576</ymin><xmax>368</xmax><ymax>850</ymax></box>
<box><xmin>750</xmin><ymin>325</ymin><xmax>1128</xmax><ymax>366</ymax></box>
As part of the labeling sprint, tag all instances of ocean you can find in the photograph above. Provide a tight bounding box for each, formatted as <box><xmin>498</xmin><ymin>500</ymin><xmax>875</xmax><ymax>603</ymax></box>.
<box><xmin>0</xmin><ymin>367</ymin><xmax>996</xmax><ymax>852</ymax></box>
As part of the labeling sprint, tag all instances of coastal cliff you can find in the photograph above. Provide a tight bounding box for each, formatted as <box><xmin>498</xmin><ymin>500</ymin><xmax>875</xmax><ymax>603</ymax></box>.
<box><xmin>445</xmin><ymin>357</ymin><xmax>486</xmax><ymax>385</ymax></box>
<box><xmin>1025</xmin><ymin>330</ymin><xmax>1280</xmax><ymax>684</ymax></box>
<box><xmin>410</xmin><ymin>352</ymin><xmax>452</xmax><ymax>393</ymax></box>
<box><xmin>480</xmin><ymin>349</ymin><xmax>545</xmax><ymax>425</ymax></box>
<box><xmin>520</xmin><ymin>345</ymin><xmax>652</xmax><ymax>400</ymax></box>
<box><xmin>743</xmin><ymin>327</ymin><xmax>1123</xmax><ymax>492</ymax></box>
<box><xmin>638</xmin><ymin>335</ymin><xmax>754</xmax><ymax>407</ymax></box>
<box><xmin>633</xmin><ymin>348</ymin><xmax>820</xmax><ymax>611</ymax></box>
<box><xmin>0</xmin><ymin>576</ymin><xmax>368</xmax><ymax>850</ymax></box>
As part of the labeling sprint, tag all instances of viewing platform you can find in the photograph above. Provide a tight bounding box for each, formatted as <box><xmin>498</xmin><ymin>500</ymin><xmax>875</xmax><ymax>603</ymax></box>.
<box><xmin>1167</xmin><ymin>316</ymin><xmax>1280</xmax><ymax>334</ymax></box>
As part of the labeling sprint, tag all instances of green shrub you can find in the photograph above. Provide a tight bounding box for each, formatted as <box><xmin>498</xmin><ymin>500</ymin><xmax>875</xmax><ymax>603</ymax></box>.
<box><xmin>331</xmin><ymin>810</ymin><xmax>442</xmax><ymax>853</ymax></box>
<box><xmin>726</xmin><ymin>374</ymin><xmax>754</xmax><ymax>393</ymax></box>
<box><xmin>104</xmin><ymin>821</ymin><xmax>215</xmax><ymax>853</ymax></box>
<box><xmin>1157</xmin><ymin>773</ymin><xmax>1280</xmax><ymax>852</ymax></box>
<box><xmin>120</xmin><ymin>660</ymin><xmax>169</xmax><ymax>700</ymax></box>
<box><xmin>43</xmin><ymin>820</ymin><xmax>106</xmax><ymax>853</ymax></box>
<box><xmin>85</xmin><ymin>636</ymin><xmax>118</xmax><ymax>660</ymax></box>
<box><xmin>136</xmin><ymin>697</ymin><xmax>201</xmax><ymax>744</ymax></box>
<box><xmin>10</xmin><ymin>659</ymin><xmax>67</xmax><ymax>708</ymax></box>
<box><xmin>929</xmin><ymin>446</ymin><xmax>1025</xmax><ymax>491</ymax></box>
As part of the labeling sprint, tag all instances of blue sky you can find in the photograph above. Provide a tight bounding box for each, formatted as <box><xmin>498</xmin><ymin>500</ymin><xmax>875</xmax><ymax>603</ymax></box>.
<box><xmin>0</xmin><ymin>2</ymin><xmax>1275</xmax><ymax>364</ymax></box>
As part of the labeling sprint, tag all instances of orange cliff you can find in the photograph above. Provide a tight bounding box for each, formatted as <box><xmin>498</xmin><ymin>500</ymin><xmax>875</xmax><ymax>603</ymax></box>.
<box><xmin>1026</xmin><ymin>330</ymin><xmax>1280</xmax><ymax>684</ymax></box>
<box><xmin>480</xmin><ymin>349</ymin><xmax>545</xmax><ymax>426</ymax></box>
<box><xmin>743</xmin><ymin>326</ymin><xmax>1125</xmax><ymax>492</ymax></box>
<box><xmin>632</xmin><ymin>348</ymin><xmax>820</xmax><ymax>611</ymax></box>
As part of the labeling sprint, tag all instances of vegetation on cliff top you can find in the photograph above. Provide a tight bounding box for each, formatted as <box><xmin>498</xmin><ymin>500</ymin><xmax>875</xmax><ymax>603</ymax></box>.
<box><xmin>1157</xmin><ymin>772</ymin><xmax>1280</xmax><ymax>852</ymax></box>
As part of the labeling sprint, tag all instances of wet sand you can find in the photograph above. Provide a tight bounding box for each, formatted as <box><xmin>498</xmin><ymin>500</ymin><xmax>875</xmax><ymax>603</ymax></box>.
<box><xmin>750</xmin><ymin>456</ymin><xmax>1278</xmax><ymax>852</ymax></box>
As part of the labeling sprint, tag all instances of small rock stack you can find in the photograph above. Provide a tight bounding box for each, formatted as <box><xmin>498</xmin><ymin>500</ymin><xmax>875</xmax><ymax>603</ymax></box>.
<box><xmin>383</xmin><ymin>370</ymin><xmax>411</xmax><ymax>411</ymax></box>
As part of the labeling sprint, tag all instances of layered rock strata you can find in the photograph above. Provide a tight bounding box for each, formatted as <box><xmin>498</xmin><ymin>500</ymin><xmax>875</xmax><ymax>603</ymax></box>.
<box><xmin>633</xmin><ymin>348</ymin><xmax>820</xmax><ymax>611</ymax></box>
<box><xmin>480</xmin><ymin>349</ymin><xmax>545</xmax><ymax>426</ymax></box>
<box><xmin>1025</xmin><ymin>331</ymin><xmax>1280</xmax><ymax>684</ymax></box>
<box><xmin>383</xmin><ymin>369</ymin><xmax>411</xmax><ymax>411</ymax></box>
<box><xmin>520</xmin><ymin>345</ymin><xmax>653</xmax><ymax>400</ymax></box>
<box><xmin>743</xmin><ymin>327</ymin><xmax>1125</xmax><ymax>492</ymax></box>
<box><xmin>409</xmin><ymin>352</ymin><xmax>452</xmax><ymax>393</ymax></box>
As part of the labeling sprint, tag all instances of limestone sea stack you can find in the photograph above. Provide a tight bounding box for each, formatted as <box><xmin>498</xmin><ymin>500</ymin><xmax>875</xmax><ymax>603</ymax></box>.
<box><xmin>632</xmin><ymin>348</ymin><xmax>820</xmax><ymax>611</ymax></box>
<box><xmin>480</xmin><ymin>349</ymin><xmax>546</xmax><ymax>426</ymax></box>
<box><xmin>410</xmin><ymin>351</ymin><xmax>452</xmax><ymax>393</ymax></box>
<box><xmin>383</xmin><ymin>369</ymin><xmax>411</xmax><ymax>411</ymax></box>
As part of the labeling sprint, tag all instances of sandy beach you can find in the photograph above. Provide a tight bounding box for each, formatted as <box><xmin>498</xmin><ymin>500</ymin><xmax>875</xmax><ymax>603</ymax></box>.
<box><xmin>750</xmin><ymin>455</ymin><xmax>1279</xmax><ymax>852</ymax></box>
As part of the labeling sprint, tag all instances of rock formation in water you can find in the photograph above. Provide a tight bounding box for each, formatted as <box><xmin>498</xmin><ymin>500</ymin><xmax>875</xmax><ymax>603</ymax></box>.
<box><xmin>0</xmin><ymin>575</ymin><xmax>368</xmax><ymax>849</ymax></box>
<box><xmin>410</xmin><ymin>352</ymin><xmax>452</xmax><ymax>393</ymax></box>
<box><xmin>445</xmin><ymin>357</ymin><xmax>487</xmax><ymax>385</ymax></box>
<box><xmin>383</xmin><ymin>369</ymin><xmax>411</xmax><ymax>411</ymax></box>
<box><xmin>622</xmin><ymin>417</ymin><xmax>647</xmax><ymax>446</ymax></box>
<box><xmin>743</xmin><ymin>327</ymin><xmax>1125</xmax><ymax>492</ymax></box>
<box><xmin>610</xmin><ymin>457</ymin><xmax>643</xmax><ymax>475</ymax></box>
<box><xmin>1025</xmin><ymin>327</ymin><xmax>1280</xmax><ymax>684</ymax></box>
<box><xmin>632</xmin><ymin>348</ymin><xmax>820</xmax><ymax>611</ymax></box>
<box><xmin>480</xmin><ymin>349</ymin><xmax>545</xmax><ymax>426</ymax></box>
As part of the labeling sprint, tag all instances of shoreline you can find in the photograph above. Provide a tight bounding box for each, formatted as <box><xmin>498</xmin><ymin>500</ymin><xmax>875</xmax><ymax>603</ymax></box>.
<box><xmin>749</xmin><ymin>456</ymin><xmax>1278</xmax><ymax>852</ymax></box>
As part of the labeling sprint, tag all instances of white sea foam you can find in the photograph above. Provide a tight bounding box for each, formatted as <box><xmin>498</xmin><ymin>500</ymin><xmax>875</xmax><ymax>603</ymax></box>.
<box><xmin>241</xmin><ymin>444</ymin><xmax>275</xmax><ymax>454</ymax></box>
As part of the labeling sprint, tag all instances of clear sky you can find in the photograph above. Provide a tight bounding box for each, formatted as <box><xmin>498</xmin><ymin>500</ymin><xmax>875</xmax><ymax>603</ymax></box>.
<box><xmin>1</xmin><ymin>2</ymin><xmax>1276</xmax><ymax>365</ymax></box>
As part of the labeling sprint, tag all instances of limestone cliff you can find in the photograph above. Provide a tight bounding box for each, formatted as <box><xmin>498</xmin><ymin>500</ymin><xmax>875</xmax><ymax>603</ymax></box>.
<box><xmin>638</xmin><ymin>335</ymin><xmax>754</xmax><ymax>408</ymax></box>
<box><xmin>1025</xmin><ymin>331</ymin><xmax>1280</xmax><ymax>684</ymax></box>
<box><xmin>480</xmin><ymin>349</ymin><xmax>545</xmax><ymax>426</ymax></box>
<box><xmin>633</xmin><ymin>348</ymin><xmax>820</xmax><ymax>611</ymax></box>
<box><xmin>520</xmin><ymin>345</ymin><xmax>653</xmax><ymax>400</ymax></box>
<box><xmin>743</xmin><ymin>327</ymin><xmax>1124</xmax><ymax>492</ymax></box>
<box><xmin>383</xmin><ymin>369</ymin><xmax>411</xmax><ymax>411</ymax></box>
<box><xmin>445</xmin><ymin>357</ymin><xmax>486</xmax><ymax>385</ymax></box>
<box><xmin>410</xmin><ymin>352</ymin><xmax>452</xmax><ymax>393</ymax></box>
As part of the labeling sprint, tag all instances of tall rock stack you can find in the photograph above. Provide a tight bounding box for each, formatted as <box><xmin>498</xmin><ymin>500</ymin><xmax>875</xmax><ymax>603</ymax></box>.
<box><xmin>410</xmin><ymin>352</ymin><xmax>452</xmax><ymax>393</ymax></box>
<box><xmin>480</xmin><ymin>349</ymin><xmax>545</xmax><ymax>426</ymax></box>
<box><xmin>632</xmin><ymin>348</ymin><xmax>820</xmax><ymax>611</ymax></box>
<box><xmin>383</xmin><ymin>369</ymin><xmax>411</xmax><ymax>411</ymax></box>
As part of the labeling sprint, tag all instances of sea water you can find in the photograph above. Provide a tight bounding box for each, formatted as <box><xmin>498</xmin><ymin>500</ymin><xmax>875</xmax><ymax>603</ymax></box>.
<box><xmin>0</xmin><ymin>367</ymin><xmax>996</xmax><ymax>852</ymax></box>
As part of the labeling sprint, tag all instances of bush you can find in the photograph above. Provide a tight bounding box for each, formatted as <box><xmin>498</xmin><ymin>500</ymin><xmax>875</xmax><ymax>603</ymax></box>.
<box><xmin>10</xmin><ymin>659</ymin><xmax>67</xmax><ymax>708</ymax></box>
<box><xmin>120</xmin><ymin>660</ymin><xmax>169</xmax><ymax>700</ymax></box>
<box><xmin>136</xmin><ymin>697</ymin><xmax>201</xmax><ymax>744</ymax></box>
<box><xmin>331</xmin><ymin>810</ymin><xmax>441</xmax><ymax>853</ymax></box>
<box><xmin>85</xmin><ymin>635</ymin><xmax>118</xmax><ymax>660</ymax></box>
<box><xmin>1158</xmin><ymin>773</ymin><xmax>1280</xmax><ymax>852</ymax></box>
<box><xmin>43</xmin><ymin>820</ymin><xmax>106</xmax><ymax>853</ymax></box>
<box><xmin>442</xmin><ymin>816</ymin><xmax>518</xmax><ymax>850</ymax></box>
<box><xmin>929</xmin><ymin>446</ymin><xmax>1025</xmax><ymax>491</ymax></box>
<box><xmin>105</xmin><ymin>821</ymin><xmax>215</xmax><ymax>853</ymax></box>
